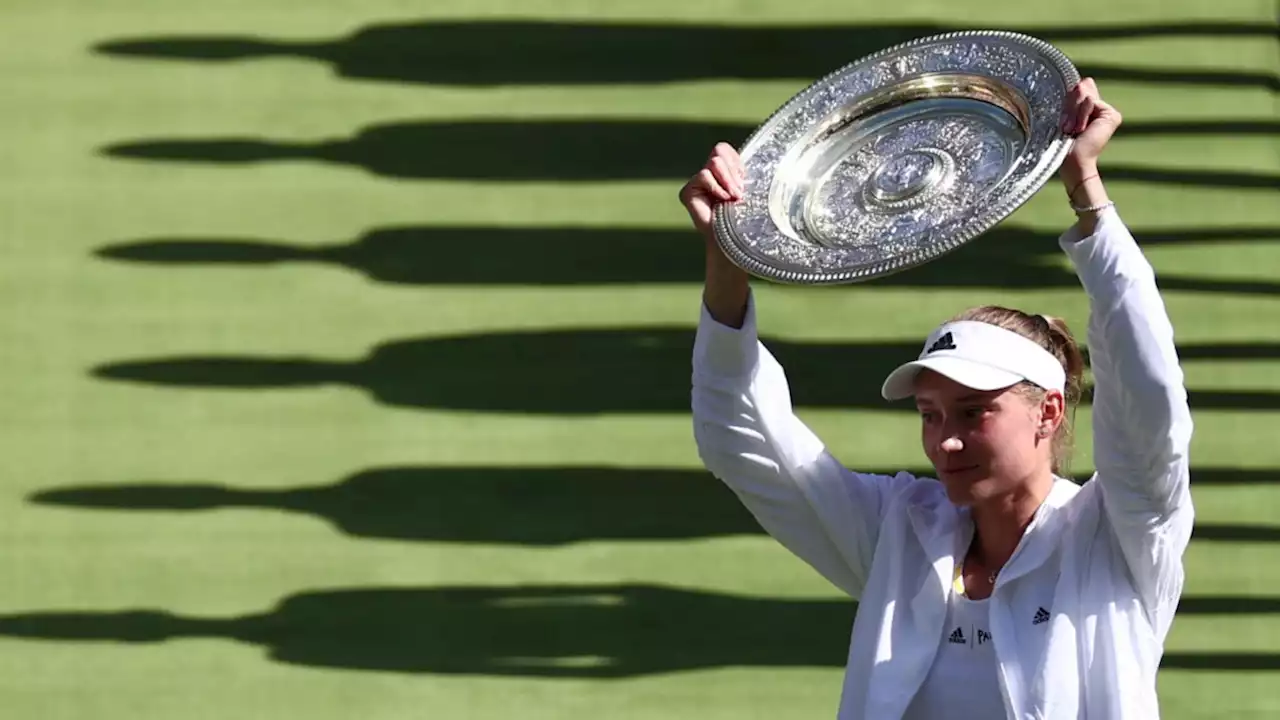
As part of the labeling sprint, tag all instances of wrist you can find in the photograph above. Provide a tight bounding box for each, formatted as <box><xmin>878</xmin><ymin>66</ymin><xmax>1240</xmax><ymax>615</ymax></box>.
<box><xmin>1060</xmin><ymin>160</ymin><xmax>1098</xmax><ymax>190</ymax></box>
<box><xmin>1068</xmin><ymin>176</ymin><xmax>1110</xmax><ymax>209</ymax></box>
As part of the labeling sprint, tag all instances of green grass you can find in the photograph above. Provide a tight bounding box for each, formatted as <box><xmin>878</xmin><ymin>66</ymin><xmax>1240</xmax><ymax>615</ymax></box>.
<box><xmin>0</xmin><ymin>0</ymin><xmax>1276</xmax><ymax>717</ymax></box>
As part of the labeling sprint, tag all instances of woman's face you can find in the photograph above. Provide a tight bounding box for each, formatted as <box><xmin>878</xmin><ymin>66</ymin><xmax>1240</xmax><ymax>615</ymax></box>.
<box><xmin>913</xmin><ymin>369</ymin><xmax>1059</xmax><ymax>506</ymax></box>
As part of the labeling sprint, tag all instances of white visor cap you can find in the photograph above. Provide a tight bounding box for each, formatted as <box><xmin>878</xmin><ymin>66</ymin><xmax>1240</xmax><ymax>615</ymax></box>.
<box><xmin>881</xmin><ymin>320</ymin><xmax>1067</xmax><ymax>401</ymax></box>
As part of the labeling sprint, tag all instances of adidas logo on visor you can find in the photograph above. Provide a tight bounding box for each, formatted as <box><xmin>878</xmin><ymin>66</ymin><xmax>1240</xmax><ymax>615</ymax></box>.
<box><xmin>926</xmin><ymin>332</ymin><xmax>957</xmax><ymax>354</ymax></box>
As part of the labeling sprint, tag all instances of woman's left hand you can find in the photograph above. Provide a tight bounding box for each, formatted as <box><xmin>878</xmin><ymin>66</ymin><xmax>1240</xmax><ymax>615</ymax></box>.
<box><xmin>1059</xmin><ymin>78</ymin><xmax>1121</xmax><ymax>193</ymax></box>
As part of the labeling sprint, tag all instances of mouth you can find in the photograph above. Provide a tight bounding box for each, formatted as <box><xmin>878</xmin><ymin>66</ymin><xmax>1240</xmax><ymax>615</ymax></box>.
<box><xmin>940</xmin><ymin>465</ymin><xmax>981</xmax><ymax>479</ymax></box>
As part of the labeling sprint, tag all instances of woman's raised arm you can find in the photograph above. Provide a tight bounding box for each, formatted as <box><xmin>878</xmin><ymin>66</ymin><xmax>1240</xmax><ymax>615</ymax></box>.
<box><xmin>682</xmin><ymin>144</ymin><xmax>919</xmax><ymax>599</ymax></box>
<box><xmin>1057</xmin><ymin>80</ymin><xmax>1195</xmax><ymax>638</ymax></box>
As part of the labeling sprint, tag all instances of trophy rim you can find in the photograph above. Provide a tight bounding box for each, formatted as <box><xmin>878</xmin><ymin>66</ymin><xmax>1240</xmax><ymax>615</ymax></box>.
<box><xmin>712</xmin><ymin>29</ymin><xmax>1081</xmax><ymax>286</ymax></box>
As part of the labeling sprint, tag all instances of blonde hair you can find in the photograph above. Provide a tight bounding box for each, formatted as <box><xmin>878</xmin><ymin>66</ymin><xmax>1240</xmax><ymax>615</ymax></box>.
<box><xmin>950</xmin><ymin>305</ymin><xmax>1086</xmax><ymax>476</ymax></box>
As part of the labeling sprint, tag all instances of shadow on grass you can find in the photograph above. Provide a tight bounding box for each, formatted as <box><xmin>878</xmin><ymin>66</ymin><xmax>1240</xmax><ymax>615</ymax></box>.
<box><xmin>0</xmin><ymin>583</ymin><xmax>1273</xmax><ymax>676</ymax></box>
<box><xmin>93</xmin><ymin>224</ymin><xmax>1280</xmax><ymax>292</ymax></box>
<box><xmin>100</xmin><ymin>119</ymin><xmax>1280</xmax><ymax>187</ymax></box>
<box><xmin>1191</xmin><ymin>524</ymin><xmax>1280</xmax><ymax>542</ymax></box>
<box><xmin>93</xmin><ymin>19</ymin><xmax>1280</xmax><ymax>90</ymax></box>
<box><xmin>89</xmin><ymin>331</ymin><xmax>1280</xmax><ymax>414</ymax></box>
<box><xmin>29</xmin><ymin>466</ymin><xmax>1277</xmax><ymax>545</ymax></box>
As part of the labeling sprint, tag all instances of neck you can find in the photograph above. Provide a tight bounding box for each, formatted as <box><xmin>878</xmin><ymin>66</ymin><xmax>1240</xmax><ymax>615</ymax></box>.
<box><xmin>969</xmin><ymin>470</ymin><xmax>1054</xmax><ymax>570</ymax></box>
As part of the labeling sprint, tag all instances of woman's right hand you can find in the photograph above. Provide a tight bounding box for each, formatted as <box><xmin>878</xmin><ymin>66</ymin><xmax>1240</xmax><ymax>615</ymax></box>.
<box><xmin>681</xmin><ymin>143</ymin><xmax>751</xmax><ymax>329</ymax></box>
<box><xmin>678</xmin><ymin>142</ymin><xmax>745</xmax><ymax>242</ymax></box>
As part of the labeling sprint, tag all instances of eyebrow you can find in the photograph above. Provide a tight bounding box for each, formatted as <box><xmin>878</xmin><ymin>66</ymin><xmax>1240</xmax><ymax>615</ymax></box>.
<box><xmin>915</xmin><ymin>393</ymin><xmax>996</xmax><ymax>408</ymax></box>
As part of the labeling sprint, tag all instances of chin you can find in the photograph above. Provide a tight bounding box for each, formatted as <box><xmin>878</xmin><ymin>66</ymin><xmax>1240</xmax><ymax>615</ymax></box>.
<box><xmin>938</xmin><ymin>470</ymin><xmax>997</xmax><ymax>506</ymax></box>
<box><xmin>942</xmin><ymin>484</ymin><xmax>980</xmax><ymax>507</ymax></box>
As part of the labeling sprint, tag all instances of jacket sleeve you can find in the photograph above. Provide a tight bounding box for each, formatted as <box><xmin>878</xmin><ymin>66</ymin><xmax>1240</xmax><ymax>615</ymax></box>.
<box><xmin>1060</xmin><ymin>208</ymin><xmax>1195</xmax><ymax>638</ymax></box>
<box><xmin>691</xmin><ymin>292</ymin><xmax>917</xmax><ymax>599</ymax></box>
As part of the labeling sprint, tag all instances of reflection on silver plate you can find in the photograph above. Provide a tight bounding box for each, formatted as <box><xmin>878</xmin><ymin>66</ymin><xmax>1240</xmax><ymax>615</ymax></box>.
<box><xmin>713</xmin><ymin>31</ymin><xmax>1079</xmax><ymax>285</ymax></box>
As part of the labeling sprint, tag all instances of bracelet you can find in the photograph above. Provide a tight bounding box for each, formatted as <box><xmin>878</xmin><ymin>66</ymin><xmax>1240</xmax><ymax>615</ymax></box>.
<box><xmin>1066</xmin><ymin>173</ymin><xmax>1100</xmax><ymax>199</ymax></box>
<box><xmin>1071</xmin><ymin>200</ymin><xmax>1115</xmax><ymax>215</ymax></box>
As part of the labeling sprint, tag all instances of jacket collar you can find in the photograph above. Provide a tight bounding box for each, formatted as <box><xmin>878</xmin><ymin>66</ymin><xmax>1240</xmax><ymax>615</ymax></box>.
<box><xmin>995</xmin><ymin>477</ymin><xmax>1080</xmax><ymax>586</ymax></box>
<box><xmin>904</xmin><ymin>483</ymin><xmax>966</xmax><ymax>598</ymax></box>
<box><xmin>906</xmin><ymin>476</ymin><xmax>1082</xmax><ymax>589</ymax></box>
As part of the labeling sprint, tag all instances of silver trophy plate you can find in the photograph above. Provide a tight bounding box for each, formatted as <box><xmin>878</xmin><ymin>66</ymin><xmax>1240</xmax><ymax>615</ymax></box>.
<box><xmin>713</xmin><ymin>31</ymin><xmax>1079</xmax><ymax>284</ymax></box>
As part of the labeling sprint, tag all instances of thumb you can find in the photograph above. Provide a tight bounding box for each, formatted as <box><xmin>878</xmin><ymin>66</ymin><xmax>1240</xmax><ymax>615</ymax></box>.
<box><xmin>1086</xmin><ymin>100</ymin><xmax>1122</xmax><ymax>137</ymax></box>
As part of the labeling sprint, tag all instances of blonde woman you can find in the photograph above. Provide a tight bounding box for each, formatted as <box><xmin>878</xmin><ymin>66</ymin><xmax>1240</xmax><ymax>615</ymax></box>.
<box><xmin>681</xmin><ymin>78</ymin><xmax>1193</xmax><ymax>718</ymax></box>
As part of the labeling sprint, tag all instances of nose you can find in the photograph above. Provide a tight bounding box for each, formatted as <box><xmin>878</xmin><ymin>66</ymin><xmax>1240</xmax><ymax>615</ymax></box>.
<box><xmin>940</xmin><ymin>436</ymin><xmax>964</xmax><ymax>453</ymax></box>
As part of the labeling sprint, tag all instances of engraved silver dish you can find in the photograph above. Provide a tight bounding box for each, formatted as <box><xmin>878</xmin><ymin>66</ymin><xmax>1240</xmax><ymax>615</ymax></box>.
<box><xmin>713</xmin><ymin>31</ymin><xmax>1079</xmax><ymax>284</ymax></box>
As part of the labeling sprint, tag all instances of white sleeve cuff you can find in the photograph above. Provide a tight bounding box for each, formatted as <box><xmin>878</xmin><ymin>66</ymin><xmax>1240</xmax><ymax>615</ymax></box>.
<box><xmin>692</xmin><ymin>291</ymin><xmax>761</xmax><ymax>380</ymax></box>
<box><xmin>1058</xmin><ymin>207</ymin><xmax>1155</xmax><ymax>304</ymax></box>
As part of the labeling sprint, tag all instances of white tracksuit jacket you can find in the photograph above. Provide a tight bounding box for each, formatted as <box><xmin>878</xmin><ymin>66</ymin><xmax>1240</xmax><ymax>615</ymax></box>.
<box><xmin>691</xmin><ymin>208</ymin><xmax>1195</xmax><ymax>719</ymax></box>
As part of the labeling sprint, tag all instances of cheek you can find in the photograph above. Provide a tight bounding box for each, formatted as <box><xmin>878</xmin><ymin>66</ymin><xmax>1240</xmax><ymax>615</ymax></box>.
<box><xmin>986</xmin><ymin>414</ymin><xmax>1039</xmax><ymax>459</ymax></box>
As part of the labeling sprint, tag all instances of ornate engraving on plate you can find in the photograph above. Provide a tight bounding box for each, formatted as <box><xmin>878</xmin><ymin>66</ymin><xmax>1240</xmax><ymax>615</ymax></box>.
<box><xmin>713</xmin><ymin>31</ymin><xmax>1079</xmax><ymax>285</ymax></box>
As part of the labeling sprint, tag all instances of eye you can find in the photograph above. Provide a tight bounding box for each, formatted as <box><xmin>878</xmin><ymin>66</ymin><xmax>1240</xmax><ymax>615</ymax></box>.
<box><xmin>964</xmin><ymin>406</ymin><xmax>987</xmax><ymax>419</ymax></box>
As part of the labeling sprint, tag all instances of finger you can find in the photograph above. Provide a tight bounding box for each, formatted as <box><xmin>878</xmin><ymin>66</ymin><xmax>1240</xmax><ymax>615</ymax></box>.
<box><xmin>1093</xmin><ymin>99</ymin><xmax>1122</xmax><ymax>127</ymax></box>
<box><xmin>710</xmin><ymin>142</ymin><xmax>738</xmax><ymax>166</ymax></box>
<box><xmin>1073</xmin><ymin>78</ymin><xmax>1098</xmax><ymax>107</ymax></box>
<box><xmin>1075</xmin><ymin>97</ymin><xmax>1097</xmax><ymax>134</ymax></box>
<box><xmin>709</xmin><ymin>156</ymin><xmax>741</xmax><ymax>197</ymax></box>
<box><xmin>1061</xmin><ymin>84</ymin><xmax>1083</xmax><ymax>109</ymax></box>
<box><xmin>712</xmin><ymin>142</ymin><xmax>745</xmax><ymax>188</ymax></box>
<box><xmin>685</xmin><ymin>193</ymin><xmax>712</xmax><ymax>226</ymax></box>
<box><xmin>1062</xmin><ymin>83</ymin><xmax>1091</xmax><ymax>130</ymax></box>
<box><xmin>1062</xmin><ymin>89</ymin><xmax>1087</xmax><ymax>133</ymax></box>
<box><xmin>680</xmin><ymin>170</ymin><xmax>718</xmax><ymax>205</ymax></box>
<box><xmin>697</xmin><ymin>167</ymin><xmax>732</xmax><ymax>201</ymax></box>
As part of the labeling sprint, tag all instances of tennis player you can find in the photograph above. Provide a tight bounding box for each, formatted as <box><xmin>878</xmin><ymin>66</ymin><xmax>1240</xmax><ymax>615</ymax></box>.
<box><xmin>681</xmin><ymin>78</ymin><xmax>1193</xmax><ymax>718</ymax></box>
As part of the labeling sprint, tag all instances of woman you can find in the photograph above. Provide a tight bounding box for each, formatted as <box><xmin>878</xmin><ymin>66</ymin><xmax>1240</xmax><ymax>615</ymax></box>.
<box><xmin>681</xmin><ymin>78</ymin><xmax>1194</xmax><ymax>719</ymax></box>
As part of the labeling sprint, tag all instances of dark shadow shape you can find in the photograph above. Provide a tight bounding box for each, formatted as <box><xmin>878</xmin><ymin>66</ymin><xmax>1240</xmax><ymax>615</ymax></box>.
<box><xmin>88</xmin><ymin>331</ymin><xmax>1280</xmax><ymax>415</ymax></box>
<box><xmin>1116</xmin><ymin>119</ymin><xmax>1280</xmax><ymax>137</ymax></box>
<box><xmin>1183</xmin><ymin>391</ymin><xmax>1280</xmax><ymax>412</ymax></box>
<box><xmin>29</xmin><ymin>466</ymin><xmax>1275</xmax><ymax>546</ymax></box>
<box><xmin>1177</xmin><ymin>344</ymin><xmax>1280</xmax><ymax>360</ymax></box>
<box><xmin>93</xmin><ymin>225</ymin><xmax>1280</xmax><ymax>292</ymax></box>
<box><xmin>92</xmin><ymin>20</ymin><xmax>1280</xmax><ymax>90</ymax></box>
<box><xmin>1178</xmin><ymin>596</ymin><xmax>1280</xmax><ymax>613</ymax></box>
<box><xmin>1160</xmin><ymin>653</ymin><xmax>1280</xmax><ymax>670</ymax></box>
<box><xmin>100</xmin><ymin>120</ymin><xmax>1280</xmax><ymax>187</ymax></box>
<box><xmin>0</xmin><ymin>584</ymin><xmax>1274</xmax><ymax>677</ymax></box>
<box><xmin>1103</xmin><ymin>166</ymin><xmax>1279</xmax><ymax>191</ymax></box>
<box><xmin>1184</xmin><ymin>468</ymin><xmax>1280</xmax><ymax>485</ymax></box>
<box><xmin>1191</xmin><ymin>524</ymin><xmax>1280</xmax><ymax>542</ymax></box>
<box><xmin>0</xmin><ymin>584</ymin><xmax>854</xmax><ymax>677</ymax></box>
<box><xmin>101</xmin><ymin>121</ymin><xmax>751</xmax><ymax>181</ymax></box>
<box><xmin>1082</xmin><ymin>66</ymin><xmax>1279</xmax><ymax>92</ymax></box>
<box><xmin>30</xmin><ymin>467</ymin><xmax>765</xmax><ymax>545</ymax></box>
<box><xmin>86</xmin><ymin>333</ymin><xmax>924</xmax><ymax>413</ymax></box>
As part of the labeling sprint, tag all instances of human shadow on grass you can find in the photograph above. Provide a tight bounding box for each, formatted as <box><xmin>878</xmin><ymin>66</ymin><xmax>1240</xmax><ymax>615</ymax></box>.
<box><xmin>92</xmin><ymin>19</ymin><xmax>1280</xmax><ymax>90</ymax></box>
<box><xmin>1191</xmin><ymin>524</ymin><xmax>1280</xmax><ymax>542</ymax></box>
<box><xmin>100</xmin><ymin>119</ymin><xmax>1280</xmax><ymax>188</ymax></box>
<box><xmin>31</xmin><ymin>467</ymin><xmax>766</xmax><ymax>545</ymax></box>
<box><xmin>0</xmin><ymin>584</ymin><xmax>1273</xmax><ymax>677</ymax></box>
<box><xmin>94</xmin><ymin>224</ymin><xmax>1280</xmax><ymax>293</ymax></box>
<box><xmin>28</xmin><ymin>467</ymin><xmax>1278</xmax><ymax>546</ymax></box>
<box><xmin>90</xmin><ymin>332</ymin><xmax>1280</xmax><ymax>414</ymax></box>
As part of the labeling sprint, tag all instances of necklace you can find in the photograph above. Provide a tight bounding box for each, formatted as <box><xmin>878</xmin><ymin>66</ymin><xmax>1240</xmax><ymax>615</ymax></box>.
<box><xmin>953</xmin><ymin>563</ymin><xmax>998</xmax><ymax>594</ymax></box>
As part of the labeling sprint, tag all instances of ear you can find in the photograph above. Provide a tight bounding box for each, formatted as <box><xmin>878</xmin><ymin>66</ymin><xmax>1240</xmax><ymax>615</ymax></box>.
<box><xmin>1037</xmin><ymin>389</ymin><xmax>1066</xmax><ymax>437</ymax></box>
